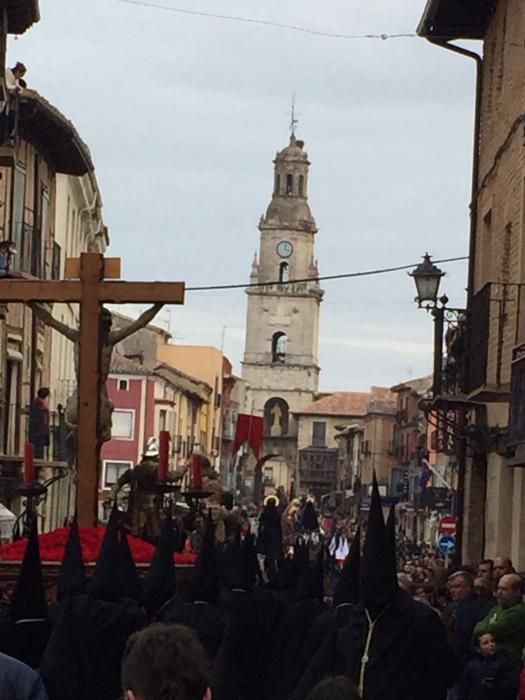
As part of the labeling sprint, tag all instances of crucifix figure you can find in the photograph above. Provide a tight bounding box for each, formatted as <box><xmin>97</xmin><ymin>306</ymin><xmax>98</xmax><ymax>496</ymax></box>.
<box><xmin>0</xmin><ymin>252</ymin><xmax>185</xmax><ymax>526</ymax></box>
<box><xmin>32</xmin><ymin>302</ymin><xmax>163</xmax><ymax>443</ymax></box>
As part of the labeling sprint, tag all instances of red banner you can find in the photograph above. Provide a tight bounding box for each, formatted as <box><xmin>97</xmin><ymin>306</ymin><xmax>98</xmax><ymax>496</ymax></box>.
<box><xmin>232</xmin><ymin>414</ymin><xmax>264</xmax><ymax>459</ymax></box>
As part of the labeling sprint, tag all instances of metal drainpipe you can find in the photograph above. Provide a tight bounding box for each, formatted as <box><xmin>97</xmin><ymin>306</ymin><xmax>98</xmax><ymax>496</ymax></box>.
<box><xmin>427</xmin><ymin>39</ymin><xmax>483</xmax><ymax>562</ymax></box>
<box><xmin>428</xmin><ymin>39</ymin><xmax>482</xmax><ymax>307</ymax></box>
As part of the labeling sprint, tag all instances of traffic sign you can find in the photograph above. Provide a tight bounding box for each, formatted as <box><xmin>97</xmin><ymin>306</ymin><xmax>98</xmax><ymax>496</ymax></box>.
<box><xmin>438</xmin><ymin>535</ymin><xmax>456</xmax><ymax>554</ymax></box>
<box><xmin>439</xmin><ymin>515</ymin><xmax>457</xmax><ymax>536</ymax></box>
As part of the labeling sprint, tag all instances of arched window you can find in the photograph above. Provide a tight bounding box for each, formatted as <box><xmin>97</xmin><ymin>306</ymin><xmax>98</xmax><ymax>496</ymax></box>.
<box><xmin>264</xmin><ymin>397</ymin><xmax>290</xmax><ymax>436</ymax></box>
<box><xmin>286</xmin><ymin>174</ymin><xmax>293</xmax><ymax>195</ymax></box>
<box><xmin>298</xmin><ymin>174</ymin><xmax>304</xmax><ymax>197</ymax></box>
<box><xmin>279</xmin><ymin>262</ymin><xmax>289</xmax><ymax>283</ymax></box>
<box><xmin>271</xmin><ymin>331</ymin><xmax>287</xmax><ymax>363</ymax></box>
<box><xmin>275</xmin><ymin>173</ymin><xmax>280</xmax><ymax>195</ymax></box>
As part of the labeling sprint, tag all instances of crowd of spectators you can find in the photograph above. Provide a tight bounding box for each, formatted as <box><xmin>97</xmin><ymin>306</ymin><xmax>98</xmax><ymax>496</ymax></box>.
<box><xmin>393</xmin><ymin>544</ymin><xmax>525</xmax><ymax>699</ymax></box>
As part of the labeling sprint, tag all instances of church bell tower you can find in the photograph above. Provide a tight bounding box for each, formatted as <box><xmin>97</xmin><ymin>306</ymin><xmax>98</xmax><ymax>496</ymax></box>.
<box><xmin>242</xmin><ymin>130</ymin><xmax>323</xmax><ymax>474</ymax></box>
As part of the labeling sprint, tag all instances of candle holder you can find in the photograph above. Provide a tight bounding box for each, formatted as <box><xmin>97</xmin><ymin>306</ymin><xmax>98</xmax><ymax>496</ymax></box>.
<box><xmin>12</xmin><ymin>466</ymin><xmax>68</xmax><ymax>539</ymax></box>
<box><xmin>144</xmin><ymin>478</ymin><xmax>183</xmax><ymax>514</ymax></box>
<box><xmin>181</xmin><ymin>489</ymin><xmax>213</xmax><ymax>511</ymax></box>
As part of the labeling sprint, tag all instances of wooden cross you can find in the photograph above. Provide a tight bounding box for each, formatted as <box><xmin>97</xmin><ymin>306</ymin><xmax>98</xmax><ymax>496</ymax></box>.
<box><xmin>0</xmin><ymin>252</ymin><xmax>185</xmax><ymax>527</ymax></box>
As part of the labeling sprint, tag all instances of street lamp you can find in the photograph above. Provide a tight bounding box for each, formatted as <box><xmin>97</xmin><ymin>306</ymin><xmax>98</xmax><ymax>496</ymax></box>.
<box><xmin>410</xmin><ymin>253</ymin><xmax>467</xmax><ymax>560</ymax></box>
<box><xmin>409</xmin><ymin>253</ymin><xmax>446</xmax><ymax>308</ymax></box>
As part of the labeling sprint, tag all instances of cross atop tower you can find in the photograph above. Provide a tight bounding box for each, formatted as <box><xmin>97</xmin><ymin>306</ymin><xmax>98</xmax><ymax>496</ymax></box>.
<box><xmin>289</xmin><ymin>93</ymin><xmax>299</xmax><ymax>138</ymax></box>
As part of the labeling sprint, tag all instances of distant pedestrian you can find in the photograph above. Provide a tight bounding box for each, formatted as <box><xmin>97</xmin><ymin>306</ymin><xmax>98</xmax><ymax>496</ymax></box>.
<box><xmin>458</xmin><ymin>632</ymin><xmax>518</xmax><ymax>700</ymax></box>
<box><xmin>0</xmin><ymin>652</ymin><xmax>49</xmax><ymax>700</ymax></box>
<box><xmin>29</xmin><ymin>388</ymin><xmax>50</xmax><ymax>459</ymax></box>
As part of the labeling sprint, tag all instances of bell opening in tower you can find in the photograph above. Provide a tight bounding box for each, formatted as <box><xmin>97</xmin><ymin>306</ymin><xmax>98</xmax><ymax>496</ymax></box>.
<box><xmin>272</xmin><ymin>331</ymin><xmax>287</xmax><ymax>363</ymax></box>
<box><xmin>286</xmin><ymin>173</ymin><xmax>293</xmax><ymax>195</ymax></box>
<box><xmin>279</xmin><ymin>262</ymin><xmax>289</xmax><ymax>284</ymax></box>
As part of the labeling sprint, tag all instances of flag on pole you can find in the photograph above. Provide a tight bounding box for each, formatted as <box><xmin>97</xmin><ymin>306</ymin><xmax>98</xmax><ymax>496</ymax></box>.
<box><xmin>419</xmin><ymin>458</ymin><xmax>433</xmax><ymax>489</ymax></box>
<box><xmin>232</xmin><ymin>414</ymin><xmax>264</xmax><ymax>458</ymax></box>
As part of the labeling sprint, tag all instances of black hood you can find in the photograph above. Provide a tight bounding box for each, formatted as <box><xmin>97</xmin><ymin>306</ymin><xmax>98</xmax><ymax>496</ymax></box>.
<box><xmin>360</xmin><ymin>474</ymin><xmax>398</xmax><ymax>618</ymax></box>
<box><xmin>301</xmin><ymin>501</ymin><xmax>319</xmax><ymax>531</ymax></box>
<box><xmin>10</xmin><ymin>514</ymin><xmax>47</xmax><ymax>621</ymax></box>
<box><xmin>143</xmin><ymin>511</ymin><xmax>177</xmax><ymax>617</ymax></box>
<box><xmin>57</xmin><ymin>516</ymin><xmax>87</xmax><ymax>602</ymax></box>
<box><xmin>190</xmin><ymin>511</ymin><xmax>220</xmax><ymax>604</ymax></box>
<box><xmin>89</xmin><ymin>504</ymin><xmax>121</xmax><ymax>602</ymax></box>
<box><xmin>118</xmin><ymin>528</ymin><xmax>143</xmax><ymax>603</ymax></box>
<box><xmin>386</xmin><ymin>503</ymin><xmax>397</xmax><ymax>575</ymax></box>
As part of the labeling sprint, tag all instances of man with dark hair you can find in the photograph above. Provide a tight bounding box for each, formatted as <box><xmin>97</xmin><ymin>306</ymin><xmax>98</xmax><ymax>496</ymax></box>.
<box><xmin>442</xmin><ymin>571</ymin><xmax>488</xmax><ymax>681</ymax></box>
<box><xmin>493</xmin><ymin>557</ymin><xmax>515</xmax><ymax>585</ymax></box>
<box><xmin>474</xmin><ymin>573</ymin><xmax>525</xmax><ymax>668</ymax></box>
<box><xmin>121</xmin><ymin>623</ymin><xmax>212</xmax><ymax>700</ymax></box>
<box><xmin>477</xmin><ymin>558</ymin><xmax>494</xmax><ymax>584</ymax></box>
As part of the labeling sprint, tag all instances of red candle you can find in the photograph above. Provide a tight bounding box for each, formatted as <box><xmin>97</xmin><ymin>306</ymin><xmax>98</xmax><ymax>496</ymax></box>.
<box><xmin>192</xmin><ymin>453</ymin><xmax>202</xmax><ymax>491</ymax></box>
<box><xmin>158</xmin><ymin>431</ymin><xmax>170</xmax><ymax>481</ymax></box>
<box><xmin>24</xmin><ymin>442</ymin><xmax>34</xmax><ymax>484</ymax></box>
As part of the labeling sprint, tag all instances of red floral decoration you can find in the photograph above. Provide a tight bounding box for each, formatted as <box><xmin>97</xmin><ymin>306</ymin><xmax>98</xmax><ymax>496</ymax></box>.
<box><xmin>0</xmin><ymin>527</ymin><xmax>196</xmax><ymax>565</ymax></box>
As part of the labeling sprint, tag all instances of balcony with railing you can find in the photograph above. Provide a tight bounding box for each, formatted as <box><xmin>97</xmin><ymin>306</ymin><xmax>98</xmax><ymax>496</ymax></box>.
<box><xmin>0</xmin><ymin>403</ymin><xmax>73</xmax><ymax>464</ymax></box>
<box><xmin>507</xmin><ymin>342</ymin><xmax>525</xmax><ymax>457</ymax></box>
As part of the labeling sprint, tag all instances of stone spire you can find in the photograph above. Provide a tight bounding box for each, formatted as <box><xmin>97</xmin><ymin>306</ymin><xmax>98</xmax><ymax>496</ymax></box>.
<box><xmin>262</xmin><ymin>134</ymin><xmax>316</xmax><ymax>232</ymax></box>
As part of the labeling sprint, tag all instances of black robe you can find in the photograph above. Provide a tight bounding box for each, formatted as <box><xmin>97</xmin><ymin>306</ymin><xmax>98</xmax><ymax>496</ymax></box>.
<box><xmin>292</xmin><ymin>590</ymin><xmax>460</xmax><ymax>700</ymax></box>
<box><xmin>157</xmin><ymin>598</ymin><xmax>226</xmax><ymax>661</ymax></box>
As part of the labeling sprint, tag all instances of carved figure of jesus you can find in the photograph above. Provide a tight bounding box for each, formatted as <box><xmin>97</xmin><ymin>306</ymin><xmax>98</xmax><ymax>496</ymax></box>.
<box><xmin>270</xmin><ymin>402</ymin><xmax>283</xmax><ymax>437</ymax></box>
<box><xmin>33</xmin><ymin>302</ymin><xmax>163</xmax><ymax>444</ymax></box>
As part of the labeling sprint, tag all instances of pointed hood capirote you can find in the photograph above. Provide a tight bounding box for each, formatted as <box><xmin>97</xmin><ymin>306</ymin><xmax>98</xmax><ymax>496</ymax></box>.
<box><xmin>220</xmin><ymin>526</ymin><xmax>254</xmax><ymax>592</ymax></box>
<box><xmin>333</xmin><ymin>526</ymin><xmax>361</xmax><ymax>607</ymax></box>
<box><xmin>118</xmin><ymin>527</ymin><xmax>143</xmax><ymax>603</ymax></box>
<box><xmin>386</xmin><ymin>503</ymin><xmax>397</xmax><ymax>575</ymax></box>
<box><xmin>190</xmin><ymin>510</ymin><xmax>220</xmax><ymax>604</ymax></box>
<box><xmin>143</xmin><ymin>510</ymin><xmax>177</xmax><ymax>617</ymax></box>
<box><xmin>360</xmin><ymin>473</ymin><xmax>398</xmax><ymax>618</ymax></box>
<box><xmin>301</xmin><ymin>501</ymin><xmax>319</xmax><ymax>532</ymax></box>
<box><xmin>11</xmin><ymin>514</ymin><xmax>47</xmax><ymax>621</ymax></box>
<box><xmin>89</xmin><ymin>503</ymin><xmax>121</xmax><ymax>602</ymax></box>
<box><xmin>57</xmin><ymin>515</ymin><xmax>87</xmax><ymax>602</ymax></box>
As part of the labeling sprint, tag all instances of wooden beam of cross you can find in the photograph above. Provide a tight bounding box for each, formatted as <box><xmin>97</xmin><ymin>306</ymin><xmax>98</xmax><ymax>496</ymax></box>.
<box><xmin>0</xmin><ymin>253</ymin><xmax>185</xmax><ymax>527</ymax></box>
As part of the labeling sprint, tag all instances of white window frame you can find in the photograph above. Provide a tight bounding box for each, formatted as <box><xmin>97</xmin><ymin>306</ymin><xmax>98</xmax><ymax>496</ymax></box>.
<box><xmin>118</xmin><ymin>378</ymin><xmax>130</xmax><ymax>392</ymax></box>
<box><xmin>112</xmin><ymin>408</ymin><xmax>136</xmax><ymax>440</ymax></box>
<box><xmin>102</xmin><ymin>460</ymin><xmax>133</xmax><ymax>488</ymax></box>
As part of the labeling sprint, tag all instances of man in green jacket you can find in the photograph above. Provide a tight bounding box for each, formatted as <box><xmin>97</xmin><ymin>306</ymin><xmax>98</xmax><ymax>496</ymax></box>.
<box><xmin>473</xmin><ymin>573</ymin><xmax>525</xmax><ymax>668</ymax></box>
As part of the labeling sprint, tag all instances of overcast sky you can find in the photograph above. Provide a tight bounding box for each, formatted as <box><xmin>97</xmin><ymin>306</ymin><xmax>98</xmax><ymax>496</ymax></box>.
<box><xmin>13</xmin><ymin>0</ymin><xmax>478</xmax><ymax>391</ymax></box>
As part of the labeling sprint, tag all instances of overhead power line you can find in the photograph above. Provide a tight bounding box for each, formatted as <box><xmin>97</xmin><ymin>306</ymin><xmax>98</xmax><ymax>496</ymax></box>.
<box><xmin>186</xmin><ymin>256</ymin><xmax>468</xmax><ymax>292</ymax></box>
<box><xmin>116</xmin><ymin>0</ymin><xmax>416</xmax><ymax>41</ymax></box>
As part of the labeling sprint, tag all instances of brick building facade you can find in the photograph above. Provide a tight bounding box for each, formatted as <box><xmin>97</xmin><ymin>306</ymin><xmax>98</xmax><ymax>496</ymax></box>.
<box><xmin>419</xmin><ymin>0</ymin><xmax>525</xmax><ymax>565</ymax></box>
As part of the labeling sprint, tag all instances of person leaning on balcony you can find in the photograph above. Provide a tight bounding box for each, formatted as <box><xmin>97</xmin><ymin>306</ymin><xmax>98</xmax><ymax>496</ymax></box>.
<box><xmin>1</xmin><ymin>63</ymin><xmax>26</xmax><ymax>141</ymax></box>
<box><xmin>473</xmin><ymin>573</ymin><xmax>525</xmax><ymax>670</ymax></box>
<box><xmin>5</xmin><ymin>62</ymin><xmax>26</xmax><ymax>94</ymax></box>
<box><xmin>29</xmin><ymin>388</ymin><xmax>50</xmax><ymax>459</ymax></box>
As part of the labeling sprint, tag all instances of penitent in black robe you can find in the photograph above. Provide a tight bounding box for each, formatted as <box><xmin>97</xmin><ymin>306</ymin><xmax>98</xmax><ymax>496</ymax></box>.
<box><xmin>292</xmin><ymin>589</ymin><xmax>460</xmax><ymax>700</ymax></box>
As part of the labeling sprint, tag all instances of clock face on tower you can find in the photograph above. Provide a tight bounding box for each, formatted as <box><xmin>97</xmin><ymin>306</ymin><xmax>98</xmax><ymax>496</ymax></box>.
<box><xmin>276</xmin><ymin>241</ymin><xmax>294</xmax><ymax>258</ymax></box>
